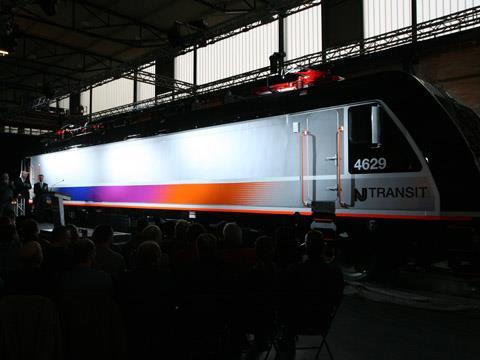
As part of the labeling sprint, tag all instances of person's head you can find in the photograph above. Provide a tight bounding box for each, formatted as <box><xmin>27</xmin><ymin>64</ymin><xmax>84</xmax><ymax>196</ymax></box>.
<box><xmin>2</xmin><ymin>207</ymin><xmax>15</xmax><ymax>225</ymax></box>
<box><xmin>38</xmin><ymin>174</ymin><xmax>44</xmax><ymax>182</ymax></box>
<box><xmin>1</xmin><ymin>173</ymin><xmax>9</xmax><ymax>184</ymax></box>
<box><xmin>304</xmin><ymin>230</ymin><xmax>325</xmax><ymax>261</ymax></box>
<box><xmin>196</xmin><ymin>233</ymin><xmax>217</xmax><ymax>259</ymax></box>
<box><xmin>137</xmin><ymin>241</ymin><xmax>162</xmax><ymax>268</ymax></box>
<box><xmin>19</xmin><ymin>241</ymin><xmax>43</xmax><ymax>268</ymax></box>
<box><xmin>92</xmin><ymin>224</ymin><xmax>114</xmax><ymax>246</ymax></box>
<box><xmin>19</xmin><ymin>218</ymin><xmax>40</xmax><ymax>242</ymax></box>
<box><xmin>186</xmin><ymin>223</ymin><xmax>206</xmax><ymax>244</ymax></box>
<box><xmin>275</xmin><ymin>226</ymin><xmax>299</xmax><ymax>265</ymax></box>
<box><xmin>66</xmin><ymin>224</ymin><xmax>80</xmax><ymax>242</ymax></box>
<box><xmin>20</xmin><ymin>171</ymin><xmax>29</xmax><ymax>180</ymax></box>
<box><xmin>71</xmin><ymin>239</ymin><xmax>96</xmax><ymax>266</ymax></box>
<box><xmin>223</xmin><ymin>222</ymin><xmax>243</xmax><ymax>249</ymax></box>
<box><xmin>142</xmin><ymin>225</ymin><xmax>163</xmax><ymax>244</ymax></box>
<box><xmin>255</xmin><ymin>236</ymin><xmax>275</xmax><ymax>264</ymax></box>
<box><xmin>135</xmin><ymin>218</ymin><xmax>149</xmax><ymax>233</ymax></box>
<box><xmin>174</xmin><ymin>219</ymin><xmax>189</xmax><ymax>245</ymax></box>
<box><xmin>51</xmin><ymin>225</ymin><xmax>71</xmax><ymax>247</ymax></box>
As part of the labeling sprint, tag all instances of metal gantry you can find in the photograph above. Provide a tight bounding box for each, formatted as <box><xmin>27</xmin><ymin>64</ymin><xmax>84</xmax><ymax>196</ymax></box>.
<box><xmin>84</xmin><ymin>5</ymin><xmax>480</xmax><ymax>123</ymax></box>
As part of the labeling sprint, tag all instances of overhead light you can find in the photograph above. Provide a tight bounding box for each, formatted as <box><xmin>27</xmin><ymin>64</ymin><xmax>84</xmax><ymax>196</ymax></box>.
<box><xmin>0</xmin><ymin>49</ymin><xmax>9</xmax><ymax>56</ymax></box>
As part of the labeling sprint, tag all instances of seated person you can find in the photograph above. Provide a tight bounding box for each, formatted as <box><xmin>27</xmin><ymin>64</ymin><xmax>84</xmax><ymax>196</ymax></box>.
<box><xmin>60</xmin><ymin>239</ymin><xmax>113</xmax><ymax>294</ymax></box>
<box><xmin>42</xmin><ymin>225</ymin><xmax>73</xmax><ymax>272</ymax></box>
<box><xmin>3</xmin><ymin>241</ymin><xmax>57</xmax><ymax>297</ymax></box>
<box><xmin>92</xmin><ymin>225</ymin><xmax>125</xmax><ymax>276</ymax></box>
<box><xmin>279</xmin><ymin>230</ymin><xmax>344</xmax><ymax>355</ymax></box>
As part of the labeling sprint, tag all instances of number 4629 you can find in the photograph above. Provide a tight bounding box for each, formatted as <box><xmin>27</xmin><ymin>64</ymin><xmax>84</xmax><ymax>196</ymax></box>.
<box><xmin>353</xmin><ymin>157</ymin><xmax>387</xmax><ymax>171</ymax></box>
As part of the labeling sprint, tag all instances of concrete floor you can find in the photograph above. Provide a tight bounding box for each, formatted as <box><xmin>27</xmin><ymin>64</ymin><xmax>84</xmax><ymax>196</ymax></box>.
<box><xmin>286</xmin><ymin>295</ymin><xmax>480</xmax><ymax>360</ymax></box>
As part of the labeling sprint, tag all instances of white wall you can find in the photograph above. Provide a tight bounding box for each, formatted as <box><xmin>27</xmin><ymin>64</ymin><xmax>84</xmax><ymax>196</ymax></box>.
<box><xmin>58</xmin><ymin>96</ymin><xmax>69</xmax><ymax>110</ymax></box>
<box><xmin>137</xmin><ymin>63</ymin><xmax>156</xmax><ymax>101</ymax></box>
<box><xmin>363</xmin><ymin>0</ymin><xmax>412</xmax><ymax>38</ymax></box>
<box><xmin>285</xmin><ymin>5</ymin><xmax>322</xmax><ymax>61</ymax></box>
<box><xmin>417</xmin><ymin>0</ymin><xmax>480</xmax><ymax>23</ymax></box>
<box><xmin>174</xmin><ymin>51</ymin><xmax>194</xmax><ymax>84</ymax></box>
<box><xmin>92</xmin><ymin>77</ymin><xmax>134</xmax><ymax>113</ymax></box>
<box><xmin>196</xmin><ymin>21</ymin><xmax>279</xmax><ymax>85</ymax></box>
<box><xmin>80</xmin><ymin>90</ymin><xmax>90</xmax><ymax>115</ymax></box>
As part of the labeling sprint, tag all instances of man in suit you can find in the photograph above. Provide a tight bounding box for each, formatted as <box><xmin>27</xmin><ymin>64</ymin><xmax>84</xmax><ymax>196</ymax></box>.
<box><xmin>34</xmin><ymin>174</ymin><xmax>49</xmax><ymax>221</ymax></box>
<box><xmin>15</xmin><ymin>171</ymin><xmax>32</xmax><ymax>216</ymax></box>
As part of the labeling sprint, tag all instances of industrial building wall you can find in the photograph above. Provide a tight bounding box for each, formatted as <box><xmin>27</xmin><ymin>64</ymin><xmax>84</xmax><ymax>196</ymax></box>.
<box><xmin>284</xmin><ymin>5</ymin><xmax>322</xmax><ymax>61</ymax></box>
<box><xmin>197</xmin><ymin>21</ymin><xmax>278</xmax><ymax>85</ymax></box>
<box><xmin>58</xmin><ymin>97</ymin><xmax>69</xmax><ymax>111</ymax></box>
<box><xmin>417</xmin><ymin>0</ymin><xmax>480</xmax><ymax>22</ymax></box>
<box><xmin>80</xmin><ymin>90</ymin><xmax>90</xmax><ymax>115</ymax></box>
<box><xmin>137</xmin><ymin>63</ymin><xmax>156</xmax><ymax>101</ymax></box>
<box><xmin>363</xmin><ymin>0</ymin><xmax>412</xmax><ymax>38</ymax></box>
<box><xmin>92</xmin><ymin>78</ymin><xmax>134</xmax><ymax>113</ymax></box>
<box><xmin>174</xmin><ymin>50</ymin><xmax>194</xmax><ymax>84</ymax></box>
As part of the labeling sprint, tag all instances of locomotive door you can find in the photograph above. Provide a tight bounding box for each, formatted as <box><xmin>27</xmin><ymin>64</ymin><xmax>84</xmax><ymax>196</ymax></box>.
<box><xmin>292</xmin><ymin>108</ymin><xmax>345</xmax><ymax>208</ymax></box>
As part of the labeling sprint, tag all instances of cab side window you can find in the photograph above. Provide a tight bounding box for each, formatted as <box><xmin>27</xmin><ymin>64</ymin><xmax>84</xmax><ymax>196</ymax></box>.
<box><xmin>348</xmin><ymin>103</ymin><xmax>421</xmax><ymax>173</ymax></box>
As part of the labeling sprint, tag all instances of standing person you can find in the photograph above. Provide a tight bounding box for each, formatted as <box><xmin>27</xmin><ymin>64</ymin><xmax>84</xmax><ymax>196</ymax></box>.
<box><xmin>0</xmin><ymin>173</ymin><xmax>14</xmax><ymax>216</ymax></box>
<box><xmin>15</xmin><ymin>171</ymin><xmax>32</xmax><ymax>216</ymax></box>
<box><xmin>33</xmin><ymin>174</ymin><xmax>49</xmax><ymax>220</ymax></box>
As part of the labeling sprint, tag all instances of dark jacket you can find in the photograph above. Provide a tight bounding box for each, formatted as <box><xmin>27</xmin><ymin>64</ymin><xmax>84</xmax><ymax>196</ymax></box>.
<box><xmin>34</xmin><ymin>182</ymin><xmax>49</xmax><ymax>198</ymax></box>
<box><xmin>15</xmin><ymin>177</ymin><xmax>32</xmax><ymax>200</ymax></box>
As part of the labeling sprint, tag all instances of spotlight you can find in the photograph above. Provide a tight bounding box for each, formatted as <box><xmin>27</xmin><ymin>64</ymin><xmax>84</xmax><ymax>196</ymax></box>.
<box><xmin>0</xmin><ymin>49</ymin><xmax>8</xmax><ymax>56</ymax></box>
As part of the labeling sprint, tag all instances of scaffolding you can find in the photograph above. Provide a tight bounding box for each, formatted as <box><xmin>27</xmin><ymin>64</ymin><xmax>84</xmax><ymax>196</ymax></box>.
<box><xmin>81</xmin><ymin>5</ymin><xmax>480</xmax><ymax>123</ymax></box>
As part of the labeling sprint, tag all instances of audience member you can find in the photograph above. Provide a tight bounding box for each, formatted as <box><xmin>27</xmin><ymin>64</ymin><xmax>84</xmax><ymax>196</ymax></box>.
<box><xmin>142</xmin><ymin>224</ymin><xmax>163</xmax><ymax>244</ymax></box>
<box><xmin>0</xmin><ymin>172</ymin><xmax>13</xmax><ymax>217</ymax></box>
<box><xmin>60</xmin><ymin>239</ymin><xmax>113</xmax><ymax>293</ymax></box>
<box><xmin>279</xmin><ymin>230</ymin><xmax>344</xmax><ymax>357</ymax></box>
<box><xmin>3</xmin><ymin>240</ymin><xmax>57</xmax><ymax>297</ymax></box>
<box><xmin>42</xmin><ymin>225</ymin><xmax>73</xmax><ymax>272</ymax></box>
<box><xmin>275</xmin><ymin>226</ymin><xmax>301</xmax><ymax>270</ymax></box>
<box><xmin>221</xmin><ymin>222</ymin><xmax>256</xmax><ymax>275</ymax></box>
<box><xmin>3</xmin><ymin>207</ymin><xmax>16</xmax><ymax>225</ymax></box>
<box><xmin>0</xmin><ymin>224</ymin><xmax>20</xmax><ymax>271</ymax></box>
<box><xmin>92</xmin><ymin>224</ymin><xmax>125</xmax><ymax>276</ymax></box>
<box><xmin>116</xmin><ymin>240</ymin><xmax>175</xmax><ymax>359</ymax></box>
<box><xmin>66</xmin><ymin>224</ymin><xmax>81</xmax><ymax>242</ymax></box>
<box><xmin>123</xmin><ymin>218</ymin><xmax>149</xmax><ymax>267</ymax></box>
<box><xmin>18</xmin><ymin>218</ymin><xmax>41</xmax><ymax>243</ymax></box>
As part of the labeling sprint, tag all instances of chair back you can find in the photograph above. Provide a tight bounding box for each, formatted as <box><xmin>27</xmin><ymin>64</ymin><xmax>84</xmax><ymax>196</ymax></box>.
<box><xmin>0</xmin><ymin>295</ymin><xmax>62</xmax><ymax>360</ymax></box>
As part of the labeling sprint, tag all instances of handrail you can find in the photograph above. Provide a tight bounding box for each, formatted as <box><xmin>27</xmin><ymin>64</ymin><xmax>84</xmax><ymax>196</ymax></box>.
<box><xmin>301</xmin><ymin>129</ymin><xmax>311</xmax><ymax>207</ymax></box>
<box><xmin>336</xmin><ymin>126</ymin><xmax>348</xmax><ymax>208</ymax></box>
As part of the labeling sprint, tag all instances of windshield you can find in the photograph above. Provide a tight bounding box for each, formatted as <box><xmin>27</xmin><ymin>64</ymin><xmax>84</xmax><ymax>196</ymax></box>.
<box><xmin>421</xmin><ymin>80</ymin><xmax>480</xmax><ymax>170</ymax></box>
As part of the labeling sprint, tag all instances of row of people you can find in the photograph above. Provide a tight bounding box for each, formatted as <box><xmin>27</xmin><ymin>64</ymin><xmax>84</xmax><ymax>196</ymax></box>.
<box><xmin>0</xmin><ymin>214</ymin><xmax>343</xmax><ymax>359</ymax></box>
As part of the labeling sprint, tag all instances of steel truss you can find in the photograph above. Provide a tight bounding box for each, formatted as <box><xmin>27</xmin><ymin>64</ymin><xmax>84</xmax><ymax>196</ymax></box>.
<box><xmin>84</xmin><ymin>6</ymin><xmax>480</xmax><ymax>123</ymax></box>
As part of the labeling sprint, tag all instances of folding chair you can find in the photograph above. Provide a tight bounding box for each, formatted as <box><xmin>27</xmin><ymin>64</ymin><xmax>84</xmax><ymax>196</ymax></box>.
<box><xmin>268</xmin><ymin>294</ymin><xmax>341</xmax><ymax>360</ymax></box>
<box><xmin>294</xmin><ymin>304</ymin><xmax>340</xmax><ymax>360</ymax></box>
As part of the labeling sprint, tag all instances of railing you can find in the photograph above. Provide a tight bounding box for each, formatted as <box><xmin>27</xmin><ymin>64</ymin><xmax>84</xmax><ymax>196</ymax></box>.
<box><xmin>86</xmin><ymin>6</ymin><xmax>480</xmax><ymax>123</ymax></box>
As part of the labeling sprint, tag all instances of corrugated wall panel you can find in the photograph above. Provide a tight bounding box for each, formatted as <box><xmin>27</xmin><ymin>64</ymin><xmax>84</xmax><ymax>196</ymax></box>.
<box><xmin>58</xmin><ymin>97</ymin><xmax>70</xmax><ymax>110</ymax></box>
<box><xmin>417</xmin><ymin>0</ymin><xmax>480</xmax><ymax>22</ymax></box>
<box><xmin>80</xmin><ymin>90</ymin><xmax>90</xmax><ymax>115</ymax></box>
<box><xmin>92</xmin><ymin>77</ymin><xmax>134</xmax><ymax>113</ymax></box>
<box><xmin>197</xmin><ymin>21</ymin><xmax>279</xmax><ymax>85</ymax></box>
<box><xmin>137</xmin><ymin>63</ymin><xmax>156</xmax><ymax>101</ymax></box>
<box><xmin>285</xmin><ymin>5</ymin><xmax>322</xmax><ymax>61</ymax></box>
<box><xmin>174</xmin><ymin>51</ymin><xmax>194</xmax><ymax>84</ymax></box>
<box><xmin>364</xmin><ymin>0</ymin><xmax>411</xmax><ymax>38</ymax></box>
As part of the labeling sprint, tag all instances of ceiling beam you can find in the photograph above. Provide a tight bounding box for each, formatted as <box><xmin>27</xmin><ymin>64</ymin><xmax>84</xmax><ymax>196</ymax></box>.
<box><xmin>21</xmin><ymin>33</ymin><xmax>124</xmax><ymax>64</ymax></box>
